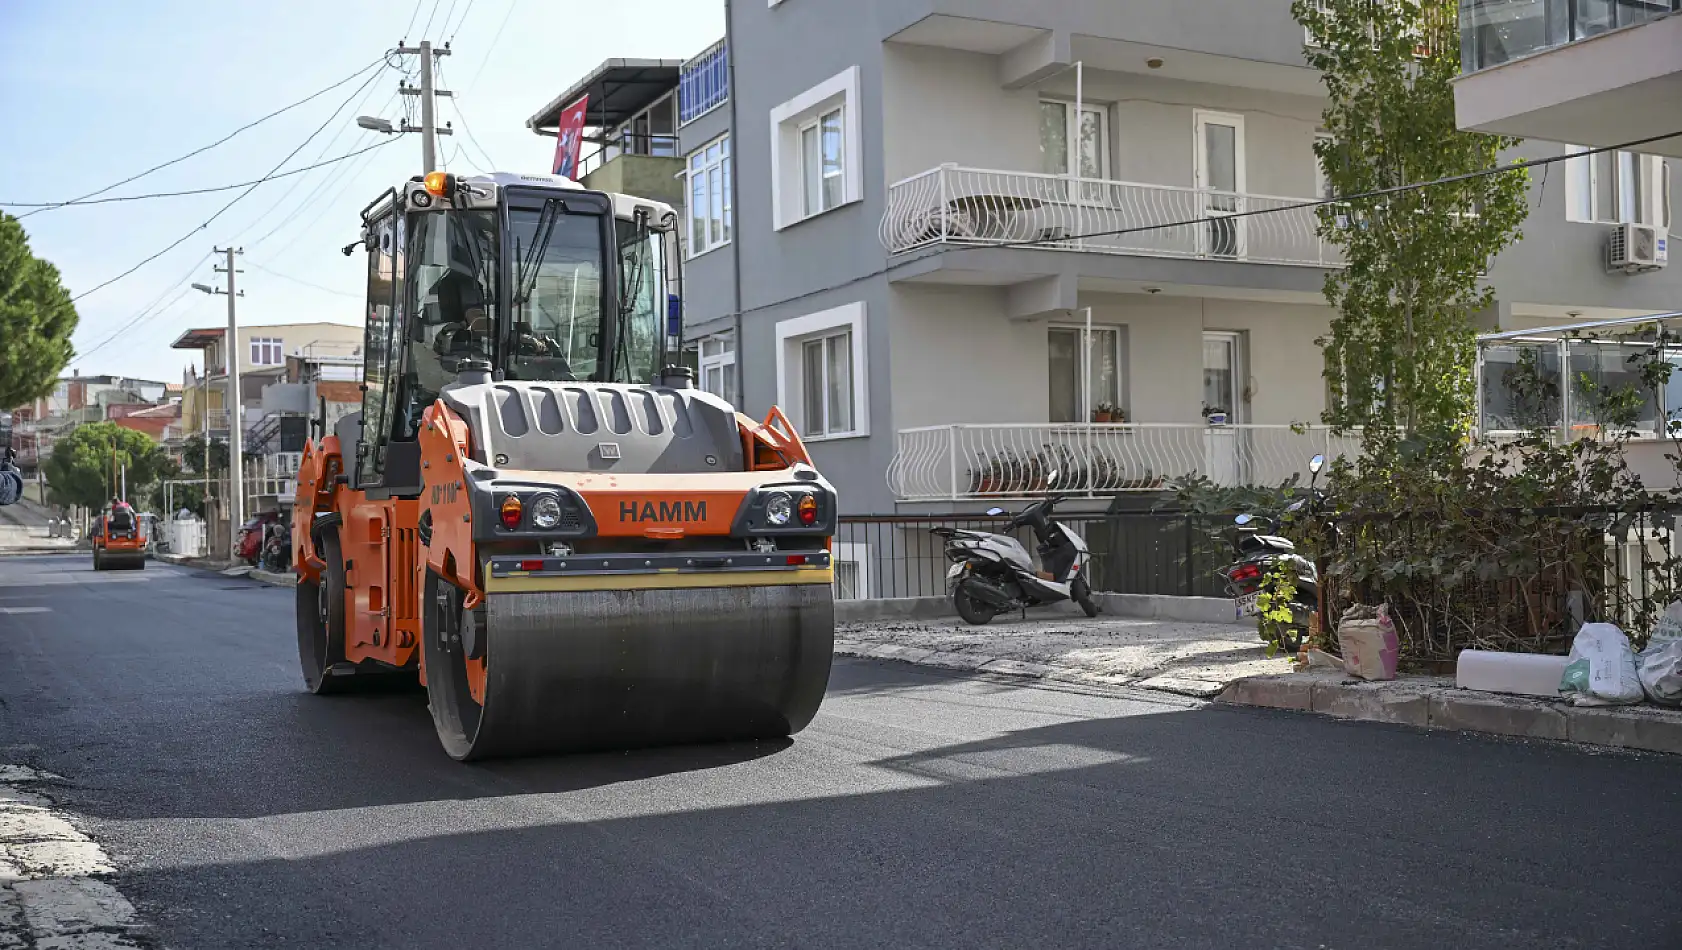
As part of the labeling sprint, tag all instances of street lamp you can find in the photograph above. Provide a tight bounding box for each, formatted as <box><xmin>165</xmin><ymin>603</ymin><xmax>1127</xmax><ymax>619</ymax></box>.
<box><xmin>356</xmin><ymin>116</ymin><xmax>395</xmax><ymax>134</ymax></box>
<box><xmin>191</xmin><ymin>283</ymin><xmax>214</xmax><ymax>294</ymax></box>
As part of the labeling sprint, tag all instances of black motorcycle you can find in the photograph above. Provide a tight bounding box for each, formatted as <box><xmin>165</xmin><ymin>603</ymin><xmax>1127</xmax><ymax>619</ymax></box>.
<box><xmin>1222</xmin><ymin>454</ymin><xmax>1325</xmax><ymax>653</ymax></box>
<box><xmin>260</xmin><ymin>518</ymin><xmax>292</xmax><ymax>574</ymax></box>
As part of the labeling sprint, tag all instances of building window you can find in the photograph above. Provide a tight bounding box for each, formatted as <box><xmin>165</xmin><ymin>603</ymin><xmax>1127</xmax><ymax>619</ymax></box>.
<box><xmin>678</xmin><ymin>39</ymin><xmax>729</xmax><ymax>125</ymax></box>
<box><xmin>697</xmin><ymin>332</ymin><xmax>736</xmax><ymax>401</ymax></box>
<box><xmin>687</xmin><ymin>135</ymin><xmax>732</xmax><ymax>257</ymax></box>
<box><xmin>1566</xmin><ymin>147</ymin><xmax>1671</xmax><ymax>228</ymax></box>
<box><xmin>775</xmin><ymin>301</ymin><xmax>867</xmax><ymax>440</ymax></box>
<box><xmin>1203</xmin><ymin>331</ymin><xmax>1245</xmax><ymax>423</ymax></box>
<box><xmin>251</xmin><ymin>338</ymin><xmax>284</xmax><ymax>366</ymax></box>
<box><xmin>1048</xmin><ymin>326</ymin><xmax>1123</xmax><ymax>423</ymax></box>
<box><xmin>770</xmin><ymin>66</ymin><xmax>861</xmax><ymax>230</ymax></box>
<box><xmin>801</xmin><ymin>108</ymin><xmax>845</xmax><ymax>217</ymax></box>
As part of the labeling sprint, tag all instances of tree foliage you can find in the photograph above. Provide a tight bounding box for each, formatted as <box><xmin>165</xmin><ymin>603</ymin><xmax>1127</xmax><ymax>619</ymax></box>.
<box><xmin>1297</xmin><ymin>0</ymin><xmax>1530</xmax><ymax>435</ymax></box>
<box><xmin>42</xmin><ymin>422</ymin><xmax>170</xmax><ymax>511</ymax></box>
<box><xmin>0</xmin><ymin>214</ymin><xmax>78</xmax><ymax>409</ymax></box>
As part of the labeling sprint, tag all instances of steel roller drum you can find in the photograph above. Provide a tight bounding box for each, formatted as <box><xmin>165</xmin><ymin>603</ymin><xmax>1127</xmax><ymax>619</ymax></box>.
<box><xmin>424</xmin><ymin>579</ymin><xmax>834</xmax><ymax>761</ymax></box>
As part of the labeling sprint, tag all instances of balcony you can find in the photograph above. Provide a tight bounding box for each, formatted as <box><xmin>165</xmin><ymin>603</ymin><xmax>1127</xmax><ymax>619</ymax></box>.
<box><xmin>887</xmin><ymin>423</ymin><xmax>1362</xmax><ymax>502</ymax></box>
<box><xmin>578</xmin><ymin>131</ymin><xmax>685</xmax><ymax>208</ymax></box>
<box><xmin>679</xmin><ymin>39</ymin><xmax>728</xmax><ymax>125</ymax></box>
<box><xmin>880</xmin><ymin>165</ymin><xmax>1344</xmax><ymax>269</ymax></box>
<box><xmin>1454</xmin><ymin>0</ymin><xmax>1682</xmax><ymax>156</ymax></box>
<box><xmin>1460</xmin><ymin>0</ymin><xmax>1679</xmax><ymax>73</ymax></box>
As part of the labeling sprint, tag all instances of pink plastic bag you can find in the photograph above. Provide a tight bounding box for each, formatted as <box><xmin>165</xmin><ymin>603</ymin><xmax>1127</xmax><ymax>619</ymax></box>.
<box><xmin>1340</xmin><ymin>604</ymin><xmax>1399</xmax><ymax>681</ymax></box>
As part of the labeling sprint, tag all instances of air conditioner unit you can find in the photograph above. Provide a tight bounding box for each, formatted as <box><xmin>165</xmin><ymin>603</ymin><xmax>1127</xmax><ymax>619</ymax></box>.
<box><xmin>1607</xmin><ymin>223</ymin><xmax>1669</xmax><ymax>274</ymax></box>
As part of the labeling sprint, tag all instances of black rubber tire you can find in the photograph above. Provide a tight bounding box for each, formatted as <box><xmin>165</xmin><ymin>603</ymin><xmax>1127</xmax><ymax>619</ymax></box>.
<box><xmin>953</xmin><ymin>584</ymin><xmax>997</xmax><ymax>626</ymax></box>
<box><xmin>298</xmin><ymin>529</ymin><xmax>350</xmax><ymax>695</ymax></box>
<box><xmin>1072</xmin><ymin>577</ymin><xmax>1099</xmax><ymax>618</ymax></box>
<box><xmin>422</xmin><ymin>568</ymin><xmax>485</xmax><ymax>760</ymax></box>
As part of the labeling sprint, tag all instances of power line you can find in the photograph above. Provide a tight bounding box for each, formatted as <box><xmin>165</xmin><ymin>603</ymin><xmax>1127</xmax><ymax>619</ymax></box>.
<box><xmin>13</xmin><ymin>56</ymin><xmax>390</xmax><ymax>221</ymax></box>
<box><xmin>439</xmin><ymin>0</ymin><xmax>463</xmax><ymax>39</ymax></box>
<box><xmin>71</xmin><ymin>253</ymin><xmax>214</xmax><ymax>361</ymax></box>
<box><xmin>1</xmin><ymin>139</ymin><xmax>399</xmax><ymax>210</ymax></box>
<box><xmin>421</xmin><ymin>0</ymin><xmax>445</xmax><ymax>37</ymax></box>
<box><xmin>402</xmin><ymin>0</ymin><xmax>426</xmax><ymax>39</ymax></box>
<box><xmin>245</xmin><ymin>260</ymin><xmax>360</xmax><ymax>298</ymax></box>
<box><xmin>436</xmin><ymin>61</ymin><xmax>498</xmax><ymax>171</ymax></box>
<box><xmin>446</xmin><ymin>0</ymin><xmax>478</xmax><ymax>40</ymax></box>
<box><xmin>461</xmin><ymin>0</ymin><xmax>519</xmax><ymax>94</ymax></box>
<box><xmin>68</xmin><ymin>59</ymin><xmax>394</xmax><ymax>304</ymax></box>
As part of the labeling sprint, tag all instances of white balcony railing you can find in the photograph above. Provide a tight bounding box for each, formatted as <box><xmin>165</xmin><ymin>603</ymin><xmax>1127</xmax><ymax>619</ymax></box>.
<box><xmin>887</xmin><ymin>423</ymin><xmax>1364</xmax><ymax>502</ymax></box>
<box><xmin>880</xmin><ymin>165</ymin><xmax>1344</xmax><ymax>268</ymax></box>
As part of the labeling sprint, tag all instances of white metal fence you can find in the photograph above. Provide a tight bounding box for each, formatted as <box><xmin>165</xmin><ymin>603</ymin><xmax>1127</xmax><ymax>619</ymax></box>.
<box><xmin>880</xmin><ymin>164</ymin><xmax>1344</xmax><ymax>268</ymax></box>
<box><xmin>162</xmin><ymin>518</ymin><xmax>206</xmax><ymax>558</ymax></box>
<box><xmin>887</xmin><ymin>423</ymin><xmax>1364</xmax><ymax>501</ymax></box>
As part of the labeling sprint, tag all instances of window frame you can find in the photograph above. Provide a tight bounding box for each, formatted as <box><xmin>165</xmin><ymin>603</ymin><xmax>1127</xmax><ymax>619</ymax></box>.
<box><xmin>1038</xmin><ymin>97</ymin><xmax>1111</xmax><ymax>183</ymax></box>
<box><xmin>250</xmin><ymin>337</ymin><xmax>285</xmax><ymax>367</ymax></box>
<box><xmin>1046</xmin><ymin>323</ymin><xmax>1126</xmax><ymax>424</ymax></box>
<box><xmin>1566</xmin><ymin>147</ymin><xmax>1671</xmax><ymax>227</ymax></box>
<box><xmin>774</xmin><ymin>301</ymin><xmax>868</xmax><ymax>442</ymax></box>
<box><xmin>696</xmin><ymin>331</ymin><xmax>737</xmax><ymax>401</ymax></box>
<box><xmin>770</xmin><ymin>66</ymin><xmax>862</xmax><ymax>230</ymax></box>
<box><xmin>685</xmin><ymin>133</ymin><xmax>733</xmax><ymax>259</ymax></box>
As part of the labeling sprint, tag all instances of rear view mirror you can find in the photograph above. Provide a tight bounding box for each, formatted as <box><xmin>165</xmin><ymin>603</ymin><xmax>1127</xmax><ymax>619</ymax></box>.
<box><xmin>986</xmin><ymin>507</ymin><xmax>1007</xmax><ymax>517</ymax></box>
<box><xmin>1234</xmin><ymin>514</ymin><xmax>1253</xmax><ymax>526</ymax></box>
<box><xmin>1287</xmin><ymin>500</ymin><xmax>1306</xmax><ymax>513</ymax></box>
<box><xmin>1309</xmin><ymin>454</ymin><xmax>1325</xmax><ymax>474</ymax></box>
<box><xmin>1047</xmin><ymin>469</ymin><xmax>1060</xmax><ymax>486</ymax></box>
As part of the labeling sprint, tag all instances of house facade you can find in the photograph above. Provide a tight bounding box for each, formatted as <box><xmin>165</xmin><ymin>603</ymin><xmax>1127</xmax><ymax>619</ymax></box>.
<box><xmin>653</xmin><ymin>0</ymin><xmax>1681</xmax><ymax>515</ymax></box>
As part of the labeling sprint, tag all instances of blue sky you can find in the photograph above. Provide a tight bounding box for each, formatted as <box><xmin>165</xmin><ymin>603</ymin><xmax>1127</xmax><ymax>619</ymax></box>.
<box><xmin>0</xmin><ymin>0</ymin><xmax>724</xmax><ymax>385</ymax></box>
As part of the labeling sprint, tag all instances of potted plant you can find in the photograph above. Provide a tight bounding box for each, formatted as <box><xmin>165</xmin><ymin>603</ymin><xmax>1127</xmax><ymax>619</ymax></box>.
<box><xmin>1092</xmin><ymin>403</ymin><xmax>1116</xmax><ymax>424</ymax></box>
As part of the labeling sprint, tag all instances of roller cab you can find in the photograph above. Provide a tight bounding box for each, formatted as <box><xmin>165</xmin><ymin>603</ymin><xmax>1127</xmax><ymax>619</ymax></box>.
<box><xmin>292</xmin><ymin>171</ymin><xmax>836</xmax><ymax>761</ymax></box>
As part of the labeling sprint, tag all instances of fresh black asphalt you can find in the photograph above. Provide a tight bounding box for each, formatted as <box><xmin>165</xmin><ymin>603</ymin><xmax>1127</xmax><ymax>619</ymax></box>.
<box><xmin>0</xmin><ymin>552</ymin><xmax>1679</xmax><ymax>949</ymax></box>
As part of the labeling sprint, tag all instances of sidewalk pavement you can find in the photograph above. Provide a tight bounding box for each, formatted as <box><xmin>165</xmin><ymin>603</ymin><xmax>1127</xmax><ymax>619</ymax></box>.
<box><xmin>836</xmin><ymin>612</ymin><xmax>1290</xmax><ymax>698</ymax></box>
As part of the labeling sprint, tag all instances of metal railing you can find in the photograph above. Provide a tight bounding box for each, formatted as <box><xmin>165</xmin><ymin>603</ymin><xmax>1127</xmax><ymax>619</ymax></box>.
<box><xmin>1461</xmin><ymin>0</ymin><xmax>1680</xmax><ymax>73</ymax></box>
<box><xmin>679</xmin><ymin>38</ymin><xmax>728</xmax><ymax>125</ymax></box>
<box><xmin>887</xmin><ymin>423</ymin><xmax>1363</xmax><ymax>502</ymax></box>
<box><xmin>880</xmin><ymin>164</ymin><xmax>1345</xmax><ymax>268</ymax></box>
<box><xmin>576</xmin><ymin>131</ymin><xmax>681</xmax><ymax>180</ymax></box>
<box><xmin>834</xmin><ymin>510</ymin><xmax>1229</xmax><ymax>602</ymax></box>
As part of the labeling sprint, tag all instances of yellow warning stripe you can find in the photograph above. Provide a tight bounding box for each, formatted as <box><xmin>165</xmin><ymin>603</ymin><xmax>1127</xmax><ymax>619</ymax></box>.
<box><xmin>483</xmin><ymin>566</ymin><xmax>834</xmax><ymax>594</ymax></box>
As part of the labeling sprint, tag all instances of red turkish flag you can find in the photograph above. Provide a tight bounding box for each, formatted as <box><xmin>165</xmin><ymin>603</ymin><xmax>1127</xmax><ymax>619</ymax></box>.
<box><xmin>552</xmin><ymin>96</ymin><xmax>589</xmax><ymax>179</ymax></box>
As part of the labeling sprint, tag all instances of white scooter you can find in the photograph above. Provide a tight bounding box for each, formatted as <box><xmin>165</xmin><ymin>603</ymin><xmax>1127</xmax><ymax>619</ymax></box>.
<box><xmin>932</xmin><ymin>472</ymin><xmax>1097</xmax><ymax>625</ymax></box>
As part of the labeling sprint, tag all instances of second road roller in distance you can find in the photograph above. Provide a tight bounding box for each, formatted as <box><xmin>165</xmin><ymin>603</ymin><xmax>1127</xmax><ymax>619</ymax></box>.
<box><xmin>291</xmin><ymin>170</ymin><xmax>837</xmax><ymax>761</ymax></box>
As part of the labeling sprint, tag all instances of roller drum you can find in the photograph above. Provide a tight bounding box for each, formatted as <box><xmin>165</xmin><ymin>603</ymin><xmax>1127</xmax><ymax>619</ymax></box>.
<box><xmin>425</xmin><ymin>577</ymin><xmax>834</xmax><ymax>761</ymax></box>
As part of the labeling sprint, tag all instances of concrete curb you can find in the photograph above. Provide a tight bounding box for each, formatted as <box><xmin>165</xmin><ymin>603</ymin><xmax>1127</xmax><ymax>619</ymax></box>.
<box><xmin>249</xmin><ymin>568</ymin><xmax>297</xmax><ymax>588</ymax></box>
<box><xmin>836</xmin><ymin>592</ymin><xmax>1248</xmax><ymax>626</ymax></box>
<box><xmin>1216</xmin><ymin>672</ymin><xmax>1682</xmax><ymax>755</ymax></box>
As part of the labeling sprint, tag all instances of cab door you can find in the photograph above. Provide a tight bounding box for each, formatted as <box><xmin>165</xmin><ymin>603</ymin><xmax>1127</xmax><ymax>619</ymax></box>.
<box><xmin>347</xmin><ymin>209</ymin><xmax>400</xmax><ymax>658</ymax></box>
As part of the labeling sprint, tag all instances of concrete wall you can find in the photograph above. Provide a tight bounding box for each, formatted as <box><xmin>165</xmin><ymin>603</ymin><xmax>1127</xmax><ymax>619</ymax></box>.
<box><xmin>677</xmin><ymin>88</ymin><xmax>739</xmax><ymax>337</ymax></box>
<box><xmin>582</xmin><ymin>154</ymin><xmax>687</xmax><ymax>209</ymax></box>
<box><xmin>1488</xmin><ymin>142</ymin><xmax>1682</xmax><ymax>315</ymax></box>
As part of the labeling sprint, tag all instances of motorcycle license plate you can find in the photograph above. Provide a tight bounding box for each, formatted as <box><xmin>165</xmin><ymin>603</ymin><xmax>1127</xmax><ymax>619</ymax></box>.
<box><xmin>1235</xmin><ymin>592</ymin><xmax>1260</xmax><ymax>618</ymax></box>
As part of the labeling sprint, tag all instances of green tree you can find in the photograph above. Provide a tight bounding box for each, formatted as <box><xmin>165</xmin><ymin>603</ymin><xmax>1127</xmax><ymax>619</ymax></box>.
<box><xmin>1296</xmin><ymin>0</ymin><xmax>1530</xmax><ymax>437</ymax></box>
<box><xmin>0</xmin><ymin>214</ymin><xmax>78</xmax><ymax>408</ymax></box>
<box><xmin>41</xmin><ymin>423</ymin><xmax>169</xmax><ymax>510</ymax></box>
<box><xmin>180</xmin><ymin>434</ymin><xmax>230</xmax><ymax>477</ymax></box>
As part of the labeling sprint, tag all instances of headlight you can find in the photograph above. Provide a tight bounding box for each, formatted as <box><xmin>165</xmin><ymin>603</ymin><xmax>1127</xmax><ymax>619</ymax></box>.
<box><xmin>765</xmin><ymin>492</ymin><xmax>793</xmax><ymax>526</ymax></box>
<box><xmin>530</xmin><ymin>495</ymin><xmax>563</xmax><ymax>530</ymax></box>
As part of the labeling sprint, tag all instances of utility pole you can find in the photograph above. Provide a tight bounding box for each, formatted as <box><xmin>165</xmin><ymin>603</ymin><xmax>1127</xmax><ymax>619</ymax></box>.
<box><xmin>199</xmin><ymin>249</ymin><xmax>246</xmax><ymax>560</ymax></box>
<box><xmin>396</xmin><ymin>40</ymin><xmax>452</xmax><ymax>173</ymax></box>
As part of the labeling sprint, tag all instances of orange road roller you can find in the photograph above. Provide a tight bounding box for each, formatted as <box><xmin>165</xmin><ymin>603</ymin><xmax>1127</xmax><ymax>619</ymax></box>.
<box><xmin>291</xmin><ymin>170</ymin><xmax>836</xmax><ymax>761</ymax></box>
<box><xmin>92</xmin><ymin>508</ymin><xmax>147</xmax><ymax>571</ymax></box>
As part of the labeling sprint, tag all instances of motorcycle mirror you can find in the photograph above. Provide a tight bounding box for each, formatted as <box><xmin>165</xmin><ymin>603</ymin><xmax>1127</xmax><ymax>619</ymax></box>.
<box><xmin>986</xmin><ymin>507</ymin><xmax>1007</xmax><ymax>517</ymax></box>
<box><xmin>1234</xmin><ymin>513</ymin><xmax>1254</xmax><ymax>526</ymax></box>
<box><xmin>1287</xmin><ymin>500</ymin><xmax>1306</xmax><ymax>513</ymax></box>
<box><xmin>1309</xmin><ymin>454</ymin><xmax>1325</xmax><ymax>474</ymax></box>
<box><xmin>1047</xmin><ymin>469</ymin><xmax>1060</xmax><ymax>486</ymax></box>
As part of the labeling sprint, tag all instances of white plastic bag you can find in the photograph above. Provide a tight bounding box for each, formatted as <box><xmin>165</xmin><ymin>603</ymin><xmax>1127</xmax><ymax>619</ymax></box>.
<box><xmin>1637</xmin><ymin>602</ymin><xmax>1682</xmax><ymax>706</ymax></box>
<box><xmin>1559</xmin><ymin>623</ymin><xmax>1645</xmax><ymax>706</ymax></box>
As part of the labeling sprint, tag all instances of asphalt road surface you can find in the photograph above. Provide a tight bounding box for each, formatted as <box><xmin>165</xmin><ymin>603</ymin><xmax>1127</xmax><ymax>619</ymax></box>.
<box><xmin>0</xmin><ymin>552</ymin><xmax>1679</xmax><ymax>949</ymax></box>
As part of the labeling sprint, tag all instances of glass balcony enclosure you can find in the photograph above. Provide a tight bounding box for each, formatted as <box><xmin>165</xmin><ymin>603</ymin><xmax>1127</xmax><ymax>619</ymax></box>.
<box><xmin>1461</xmin><ymin>0</ymin><xmax>1680</xmax><ymax>73</ymax></box>
<box><xmin>1477</xmin><ymin>312</ymin><xmax>1682</xmax><ymax>440</ymax></box>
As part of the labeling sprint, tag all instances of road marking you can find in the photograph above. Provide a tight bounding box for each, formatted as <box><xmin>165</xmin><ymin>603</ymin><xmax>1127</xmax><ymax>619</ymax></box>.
<box><xmin>0</xmin><ymin>766</ymin><xmax>153</xmax><ymax>948</ymax></box>
<box><xmin>0</xmin><ymin>608</ymin><xmax>48</xmax><ymax>615</ymax></box>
